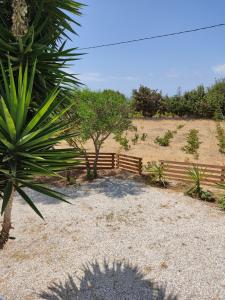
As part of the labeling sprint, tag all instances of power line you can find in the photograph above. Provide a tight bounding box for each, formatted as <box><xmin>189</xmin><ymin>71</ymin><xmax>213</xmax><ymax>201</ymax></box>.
<box><xmin>79</xmin><ymin>23</ymin><xmax>225</xmax><ymax>50</ymax></box>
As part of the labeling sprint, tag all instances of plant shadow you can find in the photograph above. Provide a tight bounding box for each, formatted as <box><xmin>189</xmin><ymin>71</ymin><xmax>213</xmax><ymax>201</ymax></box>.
<box><xmin>86</xmin><ymin>177</ymin><xmax>147</xmax><ymax>199</ymax></box>
<box><xmin>16</xmin><ymin>177</ymin><xmax>147</xmax><ymax>205</ymax></box>
<box><xmin>39</xmin><ymin>260</ymin><xmax>178</xmax><ymax>300</ymax></box>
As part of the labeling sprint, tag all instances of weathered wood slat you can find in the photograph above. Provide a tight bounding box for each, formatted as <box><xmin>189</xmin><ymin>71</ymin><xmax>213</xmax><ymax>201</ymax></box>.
<box><xmin>118</xmin><ymin>153</ymin><xmax>141</xmax><ymax>160</ymax></box>
<box><xmin>118</xmin><ymin>157</ymin><xmax>140</xmax><ymax>163</ymax></box>
<box><xmin>161</xmin><ymin>160</ymin><xmax>224</xmax><ymax>169</ymax></box>
<box><xmin>163</xmin><ymin>165</ymin><xmax>222</xmax><ymax>174</ymax></box>
<box><xmin>164</xmin><ymin>170</ymin><xmax>222</xmax><ymax>180</ymax></box>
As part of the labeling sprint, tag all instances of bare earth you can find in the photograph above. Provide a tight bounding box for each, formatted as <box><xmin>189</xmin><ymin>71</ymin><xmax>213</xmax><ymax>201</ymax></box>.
<box><xmin>0</xmin><ymin>177</ymin><xmax>224</xmax><ymax>300</ymax></box>
<box><xmin>63</xmin><ymin>119</ymin><xmax>225</xmax><ymax>165</ymax></box>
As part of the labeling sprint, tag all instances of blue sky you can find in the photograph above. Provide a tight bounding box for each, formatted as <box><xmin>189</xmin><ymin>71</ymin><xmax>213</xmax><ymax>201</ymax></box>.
<box><xmin>68</xmin><ymin>0</ymin><xmax>225</xmax><ymax>96</ymax></box>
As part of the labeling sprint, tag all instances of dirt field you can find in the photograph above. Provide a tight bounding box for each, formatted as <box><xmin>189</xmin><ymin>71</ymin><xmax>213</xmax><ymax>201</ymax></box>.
<box><xmin>62</xmin><ymin>119</ymin><xmax>225</xmax><ymax>166</ymax></box>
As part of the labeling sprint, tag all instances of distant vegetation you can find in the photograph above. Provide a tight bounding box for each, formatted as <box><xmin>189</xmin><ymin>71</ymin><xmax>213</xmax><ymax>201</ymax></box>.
<box><xmin>132</xmin><ymin>80</ymin><xmax>225</xmax><ymax>119</ymax></box>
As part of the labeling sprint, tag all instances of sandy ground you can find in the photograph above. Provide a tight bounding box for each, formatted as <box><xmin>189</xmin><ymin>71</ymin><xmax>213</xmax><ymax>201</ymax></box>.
<box><xmin>0</xmin><ymin>177</ymin><xmax>224</xmax><ymax>300</ymax></box>
<box><xmin>61</xmin><ymin>119</ymin><xmax>225</xmax><ymax>166</ymax></box>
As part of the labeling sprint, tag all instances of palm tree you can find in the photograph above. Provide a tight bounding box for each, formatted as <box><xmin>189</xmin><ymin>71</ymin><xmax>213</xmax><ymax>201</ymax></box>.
<box><xmin>0</xmin><ymin>61</ymin><xmax>79</xmax><ymax>249</ymax></box>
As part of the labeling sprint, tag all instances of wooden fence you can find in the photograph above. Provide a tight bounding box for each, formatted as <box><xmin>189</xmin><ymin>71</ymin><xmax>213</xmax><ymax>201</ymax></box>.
<box><xmin>72</xmin><ymin>152</ymin><xmax>143</xmax><ymax>174</ymax></box>
<box><xmin>160</xmin><ymin>160</ymin><xmax>225</xmax><ymax>186</ymax></box>
<box><xmin>117</xmin><ymin>154</ymin><xmax>142</xmax><ymax>174</ymax></box>
<box><xmin>75</xmin><ymin>152</ymin><xmax>115</xmax><ymax>170</ymax></box>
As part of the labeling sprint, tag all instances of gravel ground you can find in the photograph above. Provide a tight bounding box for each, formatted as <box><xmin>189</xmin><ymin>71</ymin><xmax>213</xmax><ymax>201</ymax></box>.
<box><xmin>0</xmin><ymin>177</ymin><xmax>224</xmax><ymax>300</ymax></box>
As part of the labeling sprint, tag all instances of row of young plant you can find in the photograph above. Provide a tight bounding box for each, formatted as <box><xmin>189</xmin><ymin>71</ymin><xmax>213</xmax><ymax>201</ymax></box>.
<box><xmin>154</xmin><ymin>122</ymin><xmax>225</xmax><ymax>159</ymax></box>
<box><xmin>154</xmin><ymin>124</ymin><xmax>200</xmax><ymax>159</ymax></box>
<box><xmin>145</xmin><ymin>162</ymin><xmax>225</xmax><ymax>210</ymax></box>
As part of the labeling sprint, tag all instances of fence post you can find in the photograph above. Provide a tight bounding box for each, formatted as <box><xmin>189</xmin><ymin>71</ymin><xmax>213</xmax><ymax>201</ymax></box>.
<box><xmin>221</xmin><ymin>167</ymin><xmax>225</xmax><ymax>183</ymax></box>
<box><xmin>138</xmin><ymin>158</ymin><xmax>143</xmax><ymax>175</ymax></box>
<box><xmin>112</xmin><ymin>153</ymin><xmax>115</xmax><ymax>169</ymax></box>
<box><xmin>116</xmin><ymin>154</ymin><xmax>120</xmax><ymax>169</ymax></box>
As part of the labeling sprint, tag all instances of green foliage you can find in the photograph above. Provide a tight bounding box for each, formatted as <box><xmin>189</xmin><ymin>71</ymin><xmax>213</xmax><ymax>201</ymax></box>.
<box><xmin>218</xmin><ymin>196</ymin><xmax>225</xmax><ymax>210</ymax></box>
<box><xmin>145</xmin><ymin>161</ymin><xmax>167</xmax><ymax>187</ymax></box>
<box><xmin>140</xmin><ymin>133</ymin><xmax>148</xmax><ymax>141</ymax></box>
<box><xmin>186</xmin><ymin>167</ymin><xmax>215</xmax><ymax>201</ymax></box>
<box><xmin>216</xmin><ymin>184</ymin><xmax>225</xmax><ymax>210</ymax></box>
<box><xmin>0</xmin><ymin>0</ymin><xmax>83</xmax><ymax>104</ymax></box>
<box><xmin>67</xmin><ymin>89</ymin><xmax>132</xmax><ymax>177</ymax></box>
<box><xmin>155</xmin><ymin>130</ymin><xmax>174</xmax><ymax>147</ymax></box>
<box><xmin>216</xmin><ymin>123</ymin><xmax>225</xmax><ymax>153</ymax></box>
<box><xmin>0</xmin><ymin>63</ymin><xmax>79</xmax><ymax>218</ymax></box>
<box><xmin>132</xmin><ymin>85</ymin><xmax>162</xmax><ymax>117</ymax></box>
<box><xmin>131</xmin><ymin>133</ymin><xmax>140</xmax><ymax>145</ymax></box>
<box><xmin>177</xmin><ymin>124</ymin><xmax>184</xmax><ymax>130</ymax></box>
<box><xmin>115</xmin><ymin>135</ymin><xmax>131</xmax><ymax>151</ymax></box>
<box><xmin>136</xmin><ymin>79</ymin><xmax>225</xmax><ymax>119</ymax></box>
<box><xmin>182</xmin><ymin>129</ymin><xmax>200</xmax><ymax>158</ymax></box>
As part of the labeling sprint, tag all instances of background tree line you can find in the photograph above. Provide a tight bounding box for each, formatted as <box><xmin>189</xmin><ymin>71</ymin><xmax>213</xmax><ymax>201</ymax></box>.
<box><xmin>132</xmin><ymin>79</ymin><xmax>225</xmax><ymax>119</ymax></box>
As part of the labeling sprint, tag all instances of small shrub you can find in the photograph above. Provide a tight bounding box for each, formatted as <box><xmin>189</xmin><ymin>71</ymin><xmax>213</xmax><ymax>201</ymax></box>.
<box><xmin>182</xmin><ymin>129</ymin><xmax>200</xmax><ymax>157</ymax></box>
<box><xmin>216</xmin><ymin>184</ymin><xmax>225</xmax><ymax>210</ymax></box>
<box><xmin>155</xmin><ymin>130</ymin><xmax>174</xmax><ymax>147</ymax></box>
<box><xmin>218</xmin><ymin>196</ymin><xmax>225</xmax><ymax>210</ymax></box>
<box><xmin>140</xmin><ymin>133</ymin><xmax>148</xmax><ymax>141</ymax></box>
<box><xmin>115</xmin><ymin>135</ymin><xmax>131</xmax><ymax>151</ymax></box>
<box><xmin>186</xmin><ymin>166</ymin><xmax>215</xmax><ymax>201</ymax></box>
<box><xmin>177</xmin><ymin>124</ymin><xmax>185</xmax><ymax>130</ymax></box>
<box><xmin>131</xmin><ymin>133</ymin><xmax>140</xmax><ymax>145</ymax></box>
<box><xmin>216</xmin><ymin>123</ymin><xmax>225</xmax><ymax>154</ymax></box>
<box><xmin>145</xmin><ymin>161</ymin><xmax>168</xmax><ymax>187</ymax></box>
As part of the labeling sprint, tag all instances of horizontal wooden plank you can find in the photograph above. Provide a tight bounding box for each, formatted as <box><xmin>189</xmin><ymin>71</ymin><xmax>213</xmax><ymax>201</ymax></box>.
<box><xmin>164</xmin><ymin>174</ymin><xmax>219</xmax><ymax>184</ymax></box>
<box><xmin>118</xmin><ymin>161</ymin><xmax>139</xmax><ymax>168</ymax></box>
<box><xmin>118</xmin><ymin>153</ymin><xmax>141</xmax><ymax>160</ymax></box>
<box><xmin>161</xmin><ymin>160</ymin><xmax>224</xmax><ymax>169</ymax></box>
<box><xmin>119</xmin><ymin>164</ymin><xmax>140</xmax><ymax>172</ymax></box>
<box><xmin>86</xmin><ymin>152</ymin><xmax>115</xmax><ymax>155</ymax></box>
<box><xmin>118</xmin><ymin>156</ymin><xmax>140</xmax><ymax>164</ymax></box>
<box><xmin>163</xmin><ymin>165</ymin><xmax>222</xmax><ymax>175</ymax></box>
<box><xmin>164</xmin><ymin>170</ymin><xmax>222</xmax><ymax>180</ymax></box>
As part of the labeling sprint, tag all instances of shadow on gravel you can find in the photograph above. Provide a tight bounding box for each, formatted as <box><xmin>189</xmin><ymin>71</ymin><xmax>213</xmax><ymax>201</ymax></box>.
<box><xmin>86</xmin><ymin>177</ymin><xmax>147</xmax><ymax>199</ymax></box>
<box><xmin>17</xmin><ymin>178</ymin><xmax>147</xmax><ymax>205</ymax></box>
<box><xmin>39</xmin><ymin>260</ymin><xmax>178</xmax><ymax>300</ymax></box>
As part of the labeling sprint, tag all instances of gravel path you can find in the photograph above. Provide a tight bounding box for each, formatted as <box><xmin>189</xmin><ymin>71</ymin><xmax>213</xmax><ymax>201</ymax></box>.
<box><xmin>0</xmin><ymin>177</ymin><xmax>224</xmax><ymax>300</ymax></box>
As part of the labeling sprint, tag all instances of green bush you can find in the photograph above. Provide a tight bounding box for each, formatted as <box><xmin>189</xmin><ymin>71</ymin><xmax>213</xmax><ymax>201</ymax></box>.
<box><xmin>140</xmin><ymin>133</ymin><xmax>148</xmax><ymax>141</ymax></box>
<box><xmin>177</xmin><ymin>124</ymin><xmax>185</xmax><ymax>130</ymax></box>
<box><xmin>182</xmin><ymin>129</ymin><xmax>200</xmax><ymax>157</ymax></box>
<box><xmin>218</xmin><ymin>196</ymin><xmax>225</xmax><ymax>210</ymax></box>
<box><xmin>155</xmin><ymin>130</ymin><xmax>174</xmax><ymax>147</ymax></box>
<box><xmin>216</xmin><ymin>123</ymin><xmax>225</xmax><ymax>154</ymax></box>
<box><xmin>115</xmin><ymin>135</ymin><xmax>131</xmax><ymax>151</ymax></box>
<box><xmin>216</xmin><ymin>184</ymin><xmax>225</xmax><ymax>210</ymax></box>
<box><xmin>131</xmin><ymin>133</ymin><xmax>140</xmax><ymax>145</ymax></box>
<box><xmin>186</xmin><ymin>167</ymin><xmax>215</xmax><ymax>201</ymax></box>
<box><xmin>145</xmin><ymin>161</ymin><xmax>168</xmax><ymax>187</ymax></box>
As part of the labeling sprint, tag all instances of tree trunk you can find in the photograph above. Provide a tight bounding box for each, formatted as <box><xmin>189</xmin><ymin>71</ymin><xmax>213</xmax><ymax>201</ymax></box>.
<box><xmin>11</xmin><ymin>0</ymin><xmax>28</xmax><ymax>39</ymax></box>
<box><xmin>93</xmin><ymin>148</ymin><xmax>100</xmax><ymax>179</ymax></box>
<box><xmin>0</xmin><ymin>190</ymin><xmax>15</xmax><ymax>249</ymax></box>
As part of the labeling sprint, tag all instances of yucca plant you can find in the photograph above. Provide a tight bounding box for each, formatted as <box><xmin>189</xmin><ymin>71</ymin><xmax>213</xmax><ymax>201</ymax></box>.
<box><xmin>0</xmin><ymin>61</ymin><xmax>79</xmax><ymax>248</ymax></box>
<box><xmin>0</xmin><ymin>0</ymin><xmax>84</xmax><ymax>103</ymax></box>
<box><xmin>145</xmin><ymin>161</ymin><xmax>168</xmax><ymax>187</ymax></box>
<box><xmin>186</xmin><ymin>166</ymin><xmax>215</xmax><ymax>201</ymax></box>
<box><xmin>186</xmin><ymin>166</ymin><xmax>205</xmax><ymax>197</ymax></box>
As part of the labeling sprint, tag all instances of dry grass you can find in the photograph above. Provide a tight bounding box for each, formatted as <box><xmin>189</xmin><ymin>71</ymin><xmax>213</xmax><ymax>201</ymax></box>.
<box><xmin>60</xmin><ymin>119</ymin><xmax>225</xmax><ymax>166</ymax></box>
